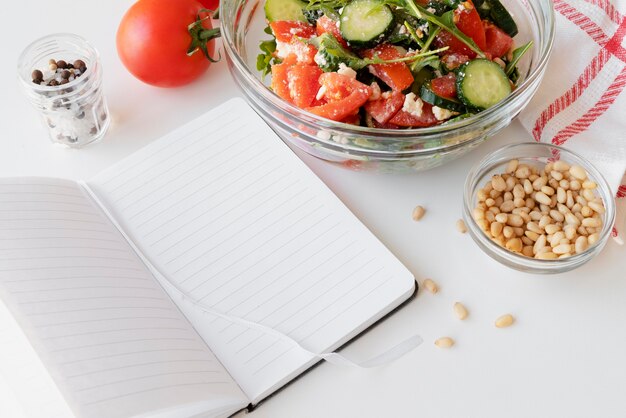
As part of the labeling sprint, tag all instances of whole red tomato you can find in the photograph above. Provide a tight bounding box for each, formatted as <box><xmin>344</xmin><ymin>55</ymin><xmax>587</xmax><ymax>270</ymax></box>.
<box><xmin>116</xmin><ymin>0</ymin><xmax>220</xmax><ymax>87</ymax></box>
<box><xmin>199</xmin><ymin>0</ymin><xmax>219</xmax><ymax>11</ymax></box>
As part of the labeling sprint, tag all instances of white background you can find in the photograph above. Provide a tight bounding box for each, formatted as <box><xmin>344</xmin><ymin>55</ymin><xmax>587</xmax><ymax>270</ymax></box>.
<box><xmin>1</xmin><ymin>1</ymin><xmax>625</xmax><ymax>417</ymax></box>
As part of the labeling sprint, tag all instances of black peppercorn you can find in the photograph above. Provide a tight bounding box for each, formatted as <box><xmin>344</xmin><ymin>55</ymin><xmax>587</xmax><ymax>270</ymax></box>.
<box><xmin>60</xmin><ymin>79</ymin><xmax>69</xmax><ymax>85</ymax></box>
<box><xmin>61</xmin><ymin>70</ymin><xmax>71</xmax><ymax>79</ymax></box>
<box><xmin>56</xmin><ymin>60</ymin><xmax>67</xmax><ymax>69</ymax></box>
<box><xmin>32</xmin><ymin>69</ymin><xmax>43</xmax><ymax>82</ymax></box>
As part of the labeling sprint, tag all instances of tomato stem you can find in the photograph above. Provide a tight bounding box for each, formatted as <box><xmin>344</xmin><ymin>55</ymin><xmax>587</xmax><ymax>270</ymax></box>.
<box><xmin>187</xmin><ymin>9</ymin><xmax>221</xmax><ymax>62</ymax></box>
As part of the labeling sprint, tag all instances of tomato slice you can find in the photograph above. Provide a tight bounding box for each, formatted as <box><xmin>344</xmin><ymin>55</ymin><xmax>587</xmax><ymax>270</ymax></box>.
<box><xmin>341</xmin><ymin>113</ymin><xmax>361</xmax><ymax>125</ymax></box>
<box><xmin>431</xmin><ymin>74</ymin><xmax>457</xmax><ymax>99</ymax></box>
<box><xmin>365</xmin><ymin>91</ymin><xmax>405</xmax><ymax>124</ymax></box>
<box><xmin>271</xmin><ymin>62</ymin><xmax>293</xmax><ymax>103</ymax></box>
<box><xmin>483</xmin><ymin>21</ymin><xmax>513</xmax><ymax>58</ymax></box>
<box><xmin>306</xmin><ymin>73</ymin><xmax>371</xmax><ymax>121</ymax></box>
<box><xmin>287</xmin><ymin>64</ymin><xmax>323</xmax><ymax>108</ymax></box>
<box><xmin>316</xmin><ymin>15</ymin><xmax>348</xmax><ymax>47</ymax></box>
<box><xmin>388</xmin><ymin>101</ymin><xmax>439</xmax><ymax>127</ymax></box>
<box><xmin>433</xmin><ymin>0</ymin><xmax>486</xmax><ymax>58</ymax></box>
<box><xmin>270</xmin><ymin>20</ymin><xmax>316</xmax><ymax>42</ymax></box>
<box><xmin>363</xmin><ymin>44</ymin><xmax>414</xmax><ymax>91</ymax></box>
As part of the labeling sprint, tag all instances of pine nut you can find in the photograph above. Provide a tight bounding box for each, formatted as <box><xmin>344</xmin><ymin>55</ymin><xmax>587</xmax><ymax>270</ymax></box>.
<box><xmin>456</xmin><ymin>219</ymin><xmax>467</xmax><ymax>233</ymax></box>
<box><xmin>533</xmin><ymin>234</ymin><xmax>547</xmax><ymax>253</ymax></box>
<box><xmin>545</xmin><ymin>224</ymin><xmax>561</xmax><ymax>235</ymax></box>
<box><xmin>575</xmin><ymin>236</ymin><xmax>588</xmax><ymax>253</ymax></box>
<box><xmin>506</xmin><ymin>214</ymin><xmax>524</xmax><ymax>227</ymax></box>
<box><xmin>515</xmin><ymin>166</ymin><xmax>531</xmax><ymax>179</ymax></box>
<box><xmin>523</xmin><ymin>179</ymin><xmax>534</xmax><ymax>195</ymax></box>
<box><xmin>486</xmin><ymin>198</ymin><xmax>495</xmax><ymax>207</ymax></box>
<box><xmin>505</xmin><ymin>177</ymin><xmax>516</xmax><ymax>192</ymax></box>
<box><xmin>564</xmin><ymin>225</ymin><xmax>577</xmax><ymax>240</ymax></box>
<box><xmin>581</xmin><ymin>206</ymin><xmax>593</xmax><ymax>217</ymax></box>
<box><xmin>500</xmin><ymin>200</ymin><xmax>515</xmax><ymax>213</ymax></box>
<box><xmin>553</xmin><ymin>243</ymin><xmax>572</xmax><ymax>255</ymax></box>
<box><xmin>582</xmin><ymin>180</ymin><xmax>597</xmax><ymax>189</ymax></box>
<box><xmin>553</xmin><ymin>160</ymin><xmax>570</xmax><ymax>171</ymax></box>
<box><xmin>588</xmin><ymin>200</ymin><xmax>605</xmax><ymax>214</ymax></box>
<box><xmin>557</xmin><ymin>187</ymin><xmax>566</xmax><ymax>204</ymax></box>
<box><xmin>492</xmin><ymin>175</ymin><xmax>507</xmax><ymax>192</ymax></box>
<box><xmin>453</xmin><ymin>302</ymin><xmax>468</xmax><ymax>320</ymax></box>
<box><xmin>535</xmin><ymin>192</ymin><xmax>551</xmax><ymax>205</ymax></box>
<box><xmin>506</xmin><ymin>159</ymin><xmax>519</xmax><ymax>174</ymax></box>
<box><xmin>423</xmin><ymin>279</ymin><xmax>438</xmax><ymax>294</ymax></box>
<box><xmin>495</xmin><ymin>314</ymin><xmax>515</xmax><ymax>328</ymax></box>
<box><xmin>514</xmin><ymin>227</ymin><xmax>525</xmax><ymax>237</ymax></box>
<box><xmin>569</xmin><ymin>165</ymin><xmax>587</xmax><ymax>181</ymax></box>
<box><xmin>550</xmin><ymin>231</ymin><xmax>565</xmax><ymax>247</ymax></box>
<box><xmin>549</xmin><ymin>210</ymin><xmax>565</xmax><ymax>222</ymax></box>
<box><xmin>582</xmin><ymin>188</ymin><xmax>595</xmax><ymax>202</ymax></box>
<box><xmin>503</xmin><ymin>226</ymin><xmax>514</xmax><ymax>238</ymax></box>
<box><xmin>538</xmin><ymin>215</ymin><xmax>552</xmax><ymax>228</ymax></box>
<box><xmin>588</xmin><ymin>233</ymin><xmax>600</xmax><ymax>245</ymax></box>
<box><xmin>506</xmin><ymin>238</ymin><xmax>523</xmax><ymax>252</ymax></box>
<box><xmin>537</xmin><ymin>251</ymin><xmax>558</xmax><ymax>259</ymax></box>
<box><xmin>522</xmin><ymin>245</ymin><xmax>534</xmax><ymax>257</ymax></box>
<box><xmin>477</xmin><ymin>218</ymin><xmax>489</xmax><ymax>231</ymax></box>
<box><xmin>550</xmin><ymin>170</ymin><xmax>563</xmax><ymax>181</ymax></box>
<box><xmin>565</xmin><ymin>212</ymin><xmax>581</xmax><ymax>226</ymax></box>
<box><xmin>412</xmin><ymin>205</ymin><xmax>426</xmax><ymax>221</ymax></box>
<box><xmin>527</xmin><ymin>222</ymin><xmax>542</xmax><ymax>234</ymax></box>
<box><xmin>570</xmin><ymin>180</ymin><xmax>581</xmax><ymax>191</ymax></box>
<box><xmin>524</xmin><ymin>230</ymin><xmax>539</xmax><ymax>241</ymax></box>
<box><xmin>434</xmin><ymin>337</ymin><xmax>454</xmax><ymax>348</ymax></box>
<box><xmin>582</xmin><ymin>217</ymin><xmax>602</xmax><ymax>228</ymax></box>
<box><xmin>491</xmin><ymin>222</ymin><xmax>504</xmax><ymax>237</ymax></box>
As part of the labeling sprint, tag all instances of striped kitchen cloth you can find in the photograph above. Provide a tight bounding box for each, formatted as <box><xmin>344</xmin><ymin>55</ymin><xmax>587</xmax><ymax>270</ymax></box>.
<box><xmin>518</xmin><ymin>0</ymin><xmax>626</xmax><ymax>243</ymax></box>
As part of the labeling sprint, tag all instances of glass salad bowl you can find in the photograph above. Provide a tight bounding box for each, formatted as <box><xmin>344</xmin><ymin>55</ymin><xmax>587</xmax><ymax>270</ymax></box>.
<box><xmin>220</xmin><ymin>0</ymin><xmax>555</xmax><ymax>172</ymax></box>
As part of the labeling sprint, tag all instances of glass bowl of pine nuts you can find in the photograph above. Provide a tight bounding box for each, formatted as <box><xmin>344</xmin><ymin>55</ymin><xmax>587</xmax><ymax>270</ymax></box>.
<box><xmin>463</xmin><ymin>142</ymin><xmax>616</xmax><ymax>274</ymax></box>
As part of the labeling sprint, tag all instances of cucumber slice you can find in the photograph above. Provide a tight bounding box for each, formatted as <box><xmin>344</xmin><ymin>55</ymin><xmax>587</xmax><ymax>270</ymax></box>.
<box><xmin>420</xmin><ymin>82</ymin><xmax>467</xmax><ymax>113</ymax></box>
<box><xmin>264</xmin><ymin>0</ymin><xmax>307</xmax><ymax>22</ymax></box>
<box><xmin>487</xmin><ymin>0</ymin><xmax>518</xmax><ymax>37</ymax></box>
<box><xmin>456</xmin><ymin>59</ymin><xmax>511</xmax><ymax>110</ymax></box>
<box><xmin>340</xmin><ymin>0</ymin><xmax>394</xmax><ymax>47</ymax></box>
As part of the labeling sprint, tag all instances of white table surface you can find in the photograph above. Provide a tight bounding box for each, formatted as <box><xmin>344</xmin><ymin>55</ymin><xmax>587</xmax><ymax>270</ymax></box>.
<box><xmin>1</xmin><ymin>1</ymin><xmax>626</xmax><ymax>417</ymax></box>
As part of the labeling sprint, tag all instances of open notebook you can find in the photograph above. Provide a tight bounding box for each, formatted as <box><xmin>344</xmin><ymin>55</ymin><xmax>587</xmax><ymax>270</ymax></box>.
<box><xmin>0</xmin><ymin>98</ymin><xmax>415</xmax><ymax>418</ymax></box>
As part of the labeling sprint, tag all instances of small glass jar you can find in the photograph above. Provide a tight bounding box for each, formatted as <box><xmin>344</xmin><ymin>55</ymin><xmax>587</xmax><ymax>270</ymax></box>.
<box><xmin>17</xmin><ymin>33</ymin><xmax>110</xmax><ymax>148</ymax></box>
<box><xmin>463</xmin><ymin>142</ymin><xmax>616</xmax><ymax>274</ymax></box>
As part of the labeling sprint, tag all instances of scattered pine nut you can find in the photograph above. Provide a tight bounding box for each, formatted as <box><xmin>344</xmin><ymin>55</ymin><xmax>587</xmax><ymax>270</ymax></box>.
<box><xmin>453</xmin><ymin>302</ymin><xmax>468</xmax><ymax>320</ymax></box>
<box><xmin>456</xmin><ymin>219</ymin><xmax>467</xmax><ymax>234</ymax></box>
<box><xmin>434</xmin><ymin>337</ymin><xmax>454</xmax><ymax>348</ymax></box>
<box><xmin>422</xmin><ymin>278</ymin><xmax>438</xmax><ymax>294</ymax></box>
<box><xmin>412</xmin><ymin>205</ymin><xmax>426</xmax><ymax>221</ymax></box>
<box><xmin>495</xmin><ymin>314</ymin><xmax>515</xmax><ymax>328</ymax></box>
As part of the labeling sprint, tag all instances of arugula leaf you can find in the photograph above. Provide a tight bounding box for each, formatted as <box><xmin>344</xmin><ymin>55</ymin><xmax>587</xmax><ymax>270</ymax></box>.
<box><xmin>256</xmin><ymin>27</ymin><xmax>279</xmax><ymax>78</ymax></box>
<box><xmin>388</xmin><ymin>0</ymin><xmax>485</xmax><ymax>57</ymax></box>
<box><xmin>505</xmin><ymin>41</ymin><xmax>533</xmax><ymax>76</ymax></box>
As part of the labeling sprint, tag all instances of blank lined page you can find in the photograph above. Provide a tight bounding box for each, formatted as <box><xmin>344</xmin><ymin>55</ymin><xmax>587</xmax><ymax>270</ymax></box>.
<box><xmin>0</xmin><ymin>178</ymin><xmax>247</xmax><ymax>418</ymax></box>
<box><xmin>88</xmin><ymin>98</ymin><xmax>415</xmax><ymax>402</ymax></box>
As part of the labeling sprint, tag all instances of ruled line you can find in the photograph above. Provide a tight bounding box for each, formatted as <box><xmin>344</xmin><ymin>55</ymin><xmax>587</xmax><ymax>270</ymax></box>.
<box><xmin>99</xmin><ymin>105</ymin><xmax>234</xmax><ymax>188</ymax></box>
<box><xmin>143</xmin><ymin>157</ymin><xmax>284</xmax><ymax>239</ymax></box>
<box><xmin>26</xmin><ymin>306</ymin><xmax>173</xmax><ymax>316</ymax></box>
<box><xmin>130</xmin><ymin>149</ymin><xmax>275</xmax><ymax>225</ymax></box>
<box><xmin>164</xmin><ymin>182</ymin><xmax>307</xmax><ymax>265</ymax></box>
<box><xmin>58</xmin><ymin>348</ymin><xmax>207</xmax><ymax>366</ymax></box>
<box><xmin>18</xmin><ymin>295</ymin><xmax>168</xmax><ymax>305</ymax></box>
<box><xmin>112</xmin><ymin>125</ymin><xmax>257</xmax><ymax>204</ymax></box>
<box><xmin>75</xmin><ymin>370</ymin><xmax>220</xmax><ymax>393</ymax></box>
<box><xmin>34</xmin><ymin>316</ymin><xmax>183</xmax><ymax>329</ymax></box>
<box><xmin>49</xmin><ymin>337</ymin><xmax>199</xmax><ymax>353</ymax></box>
<box><xmin>41</xmin><ymin>326</ymin><xmax>189</xmax><ymax>340</ymax></box>
<box><xmin>65</xmin><ymin>359</ymin><xmax>213</xmax><ymax>378</ymax></box>
<box><xmin>81</xmin><ymin>381</ymin><xmax>229</xmax><ymax>407</ymax></box>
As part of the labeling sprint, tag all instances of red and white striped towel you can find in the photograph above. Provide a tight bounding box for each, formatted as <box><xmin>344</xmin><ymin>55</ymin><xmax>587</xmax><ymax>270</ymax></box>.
<box><xmin>518</xmin><ymin>0</ymin><xmax>626</xmax><ymax>243</ymax></box>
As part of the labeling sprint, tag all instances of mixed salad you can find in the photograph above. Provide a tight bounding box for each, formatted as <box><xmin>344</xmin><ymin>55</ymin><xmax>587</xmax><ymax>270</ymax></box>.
<box><xmin>257</xmin><ymin>0</ymin><xmax>532</xmax><ymax>128</ymax></box>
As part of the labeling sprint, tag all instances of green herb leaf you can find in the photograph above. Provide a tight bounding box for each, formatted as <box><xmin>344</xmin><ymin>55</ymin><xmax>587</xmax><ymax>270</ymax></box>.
<box><xmin>505</xmin><ymin>41</ymin><xmax>533</xmax><ymax>76</ymax></box>
<box><xmin>390</xmin><ymin>0</ymin><xmax>485</xmax><ymax>57</ymax></box>
<box><xmin>256</xmin><ymin>29</ymin><xmax>278</xmax><ymax>78</ymax></box>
